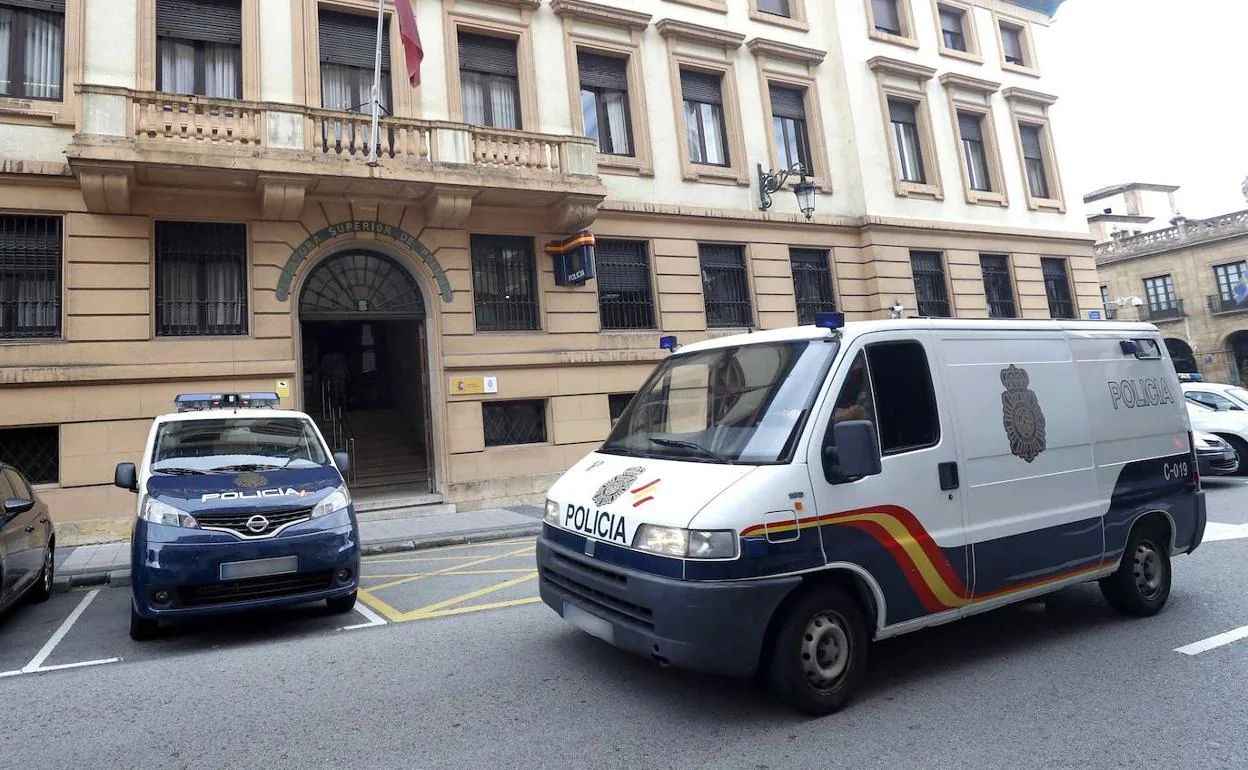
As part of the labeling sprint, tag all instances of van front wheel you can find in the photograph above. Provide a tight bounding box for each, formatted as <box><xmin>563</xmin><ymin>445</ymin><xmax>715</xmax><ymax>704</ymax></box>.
<box><xmin>1099</xmin><ymin>524</ymin><xmax>1171</xmax><ymax>617</ymax></box>
<box><xmin>767</xmin><ymin>586</ymin><xmax>868</xmax><ymax>715</ymax></box>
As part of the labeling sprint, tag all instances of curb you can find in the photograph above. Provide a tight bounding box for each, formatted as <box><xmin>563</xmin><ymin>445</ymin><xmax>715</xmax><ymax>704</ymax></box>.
<box><xmin>52</xmin><ymin>523</ymin><xmax>542</xmax><ymax>592</ymax></box>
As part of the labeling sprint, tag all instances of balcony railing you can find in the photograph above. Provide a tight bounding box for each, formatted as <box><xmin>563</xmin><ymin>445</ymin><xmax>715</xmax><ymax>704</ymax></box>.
<box><xmin>133</xmin><ymin>91</ymin><xmax>265</xmax><ymax>145</ymax></box>
<box><xmin>1139</xmin><ymin>299</ymin><xmax>1185</xmax><ymax>322</ymax></box>
<box><xmin>1096</xmin><ymin>210</ymin><xmax>1248</xmax><ymax>261</ymax></box>
<box><xmin>1208</xmin><ymin>294</ymin><xmax>1248</xmax><ymax>315</ymax></box>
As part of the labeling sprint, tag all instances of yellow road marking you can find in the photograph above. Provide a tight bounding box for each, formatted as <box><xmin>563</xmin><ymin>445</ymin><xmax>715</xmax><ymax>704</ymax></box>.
<box><xmin>417</xmin><ymin>597</ymin><xmax>542</xmax><ymax>619</ymax></box>
<box><xmin>356</xmin><ymin>587</ymin><xmax>407</xmax><ymax>623</ymax></box>
<box><xmin>402</xmin><ymin>573</ymin><xmax>539</xmax><ymax>620</ymax></box>
<box><xmin>361</xmin><ymin>569</ymin><xmax>537</xmax><ymax>580</ymax></box>
<box><xmin>366</xmin><ymin>546</ymin><xmax>535</xmax><ymax>592</ymax></box>
<box><xmin>362</xmin><ymin>538</ymin><xmax>534</xmax><ymax>563</ymax></box>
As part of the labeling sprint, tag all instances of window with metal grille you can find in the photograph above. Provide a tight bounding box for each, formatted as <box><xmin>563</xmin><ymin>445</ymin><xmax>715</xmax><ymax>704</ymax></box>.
<box><xmin>156</xmin><ymin>0</ymin><xmax>242</xmax><ymax>98</ymax></box>
<box><xmin>958</xmin><ymin>112</ymin><xmax>991</xmax><ymax>192</ymax></box>
<box><xmin>459</xmin><ymin>31</ymin><xmax>521</xmax><ymax>130</ymax></box>
<box><xmin>770</xmin><ymin>84</ymin><xmax>811</xmax><ymax>174</ymax></box>
<box><xmin>1020</xmin><ymin>123</ymin><xmax>1050</xmax><ymax>199</ymax></box>
<box><xmin>910</xmin><ymin>251</ymin><xmax>950</xmax><ymax>317</ymax></box>
<box><xmin>0</xmin><ymin>1</ymin><xmax>64</xmax><ymax>100</ymax></box>
<box><xmin>790</xmin><ymin>248</ymin><xmax>836</xmax><ymax>325</ymax></box>
<box><xmin>0</xmin><ymin>425</ymin><xmax>58</xmax><ymax>485</ymax></box>
<box><xmin>471</xmin><ymin>235</ymin><xmax>539</xmax><ymax>331</ymax></box>
<box><xmin>939</xmin><ymin>5</ymin><xmax>967</xmax><ymax>50</ymax></box>
<box><xmin>1041</xmin><ymin>257</ymin><xmax>1075</xmax><ymax>319</ymax></box>
<box><xmin>979</xmin><ymin>254</ymin><xmax>1016</xmax><ymax>318</ymax></box>
<box><xmin>759</xmin><ymin>0</ymin><xmax>791</xmax><ymax>18</ymax></box>
<box><xmin>699</xmin><ymin>243</ymin><xmax>752</xmax><ymax>328</ymax></box>
<box><xmin>0</xmin><ymin>214</ymin><xmax>61</xmax><ymax>339</ymax></box>
<box><xmin>608</xmin><ymin>392</ymin><xmax>634</xmax><ymax>427</ymax></box>
<box><xmin>596</xmin><ymin>238</ymin><xmax>654</xmax><ymax>330</ymax></box>
<box><xmin>483</xmin><ymin>399</ymin><xmax>546</xmax><ymax>447</ymax></box>
<box><xmin>155</xmin><ymin>221</ymin><xmax>248</xmax><ymax>337</ymax></box>
<box><xmin>1100</xmin><ymin>283</ymin><xmax>1117</xmax><ymax>319</ymax></box>
<box><xmin>681</xmin><ymin>69</ymin><xmax>729</xmax><ymax>166</ymax></box>
<box><xmin>889</xmin><ymin>99</ymin><xmax>925</xmax><ymax>184</ymax></box>
<box><xmin>578</xmin><ymin>50</ymin><xmax>632</xmax><ymax>156</ymax></box>
<box><xmin>319</xmin><ymin>9</ymin><xmax>391</xmax><ymax>113</ymax></box>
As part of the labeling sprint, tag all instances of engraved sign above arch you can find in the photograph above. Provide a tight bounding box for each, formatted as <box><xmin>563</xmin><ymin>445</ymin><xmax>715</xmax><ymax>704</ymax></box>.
<box><xmin>274</xmin><ymin>221</ymin><xmax>455</xmax><ymax>303</ymax></box>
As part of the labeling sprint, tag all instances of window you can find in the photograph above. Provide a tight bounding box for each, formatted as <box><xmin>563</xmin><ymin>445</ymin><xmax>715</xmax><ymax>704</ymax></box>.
<box><xmin>459</xmin><ymin>32</ymin><xmax>520</xmax><ymax>130</ymax></box>
<box><xmin>889</xmin><ymin>99</ymin><xmax>925</xmax><ymax>184</ymax></box>
<box><xmin>699</xmin><ymin>244</ymin><xmax>752</xmax><ymax>328</ymax></box>
<box><xmin>483</xmin><ymin>400</ymin><xmax>547</xmax><ymax>447</ymax></box>
<box><xmin>471</xmin><ymin>235</ymin><xmax>539</xmax><ymax>332</ymax></box>
<box><xmin>980</xmin><ymin>254</ymin><xmax>1016</xmax><ymax>319</ymax></box>
<box><xmin>1018</xmin><ymin>123</ymin><xmax>1050</xmax><ymax>199</ymax></box>
<box><xmin>958</xmin><ymin>112</ymin><xmax>991</xmax><ymax>192</ymax></box>
<box><xmin>871</xmin><ymin>0</ymin><xmax>903</xmax><ymax>35</ymax></box>
<box><xmin>1000</xmin><ymin>22</ymin><xmax>1026</xmax><ymax>66</ymax></box>
<box><xmin>939</xmin><ymin>5</ymin><xmax>967</xmax><ymax>51</ymax></box>
<box><xmin>1187</xmin><ymin>391</ymin><xmax>1242</xmax><ymax>412</ymax></box>
<box><xmin>608</xmin><ymin>393</ymin><xmax>634</xmax><ymax>427</ymax></box>
<box><xmin>770</xmin><ymin>85</ymin><xmax>812</xmax><ymax>174</ymax></box>
<box><xmin>578</xmin><ymin>51</ymin><xmax>632</xmax><ymax>157</ymax></box>
<box><xmin>758</xmin><ymin>0</ymin><xmax>791</xmax><ymax>16</ymax></box>
<box><xmin>156</xmin><ymin>0</ymin><xmax>242</xmax><ymax>99</ymax></box>
<box><xmin>596</xmin><ymin>238</ymin><xmax>654</xmax><ymax>330</ymax></box>
<box><xmin>0</xmin><ymin>1</ymin><xmax>64</xmax><ymax>100</ymax></box>
<box><xmin>0</xmin><ymin>426</ymin><xmax>58</xmax><ymax>485</ymax></box>
<box><xmin>1144</xmin><ymin>275</ymin><xmax>1176</xmax><ymax>312</ymax></box>
<box><xmin>1213</xmin><ymin>262</ymin><xmax>1248</xmax><ymax>310</ymax></box>
<box><xmin>1041</xmin><ymin>257</ymin><xmax>1074</xmax><ymax>319</ymax></box>
<box><xmin>830</xmin><ymin>352</ymin><xmax>876</xmax><ymax>427</ymax></box>
<box><xmin>681</xmin><ymin>69</ymin><xmax>729</xmax><ymax>167</ymax></box>
<box><xmin>910</xmin><ymin>250</ymin><xmax>951</xmax><ymax>318</ymax></box>
<box><xmin>867</xmin><ymin>341</ymin><xmax>940</xmax><ymax>454</ymax></box>
<box><xmin>1100</xmin><ymin>283</ymin><xmax>1116</xmax><ymax>319</ymax></box>
<box><xmin>319</xmin><ymin>10</ymin><xmax>391</xmax><ymax>113</ymax></box>
<box><xmin>790</xmin><ymin>248</ymin><xmax>836</xmax><ymax>325</ymax></box>
<box><xmin>155</xmin><ymin>221</ymin><xmax>248</xmax><ymax>337</ymax></box>
<box><xmin>0</xmin><ymin>214</ymin><xmax>61</xmax><ymax>340</ymax></box>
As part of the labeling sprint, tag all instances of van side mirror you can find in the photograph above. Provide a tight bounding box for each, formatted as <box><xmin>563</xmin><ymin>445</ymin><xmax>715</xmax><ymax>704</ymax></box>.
<box><xmin>333</xmin><ymin>451</ymin><xmax>351</xmax><ymax>478</ymax></box>
<box><xmin>823</xmin><ymin>420</ymin><xmax>883</xmax><ymax>484</ymax></box>
<box><xmin>3</xmin><ymin>498</ymin><xmax>35</xmax><ymax>518</ymax></box>
<box><xmin>114</xmin><ymin>462</ymin><xmax>138</xmax><ymax>493</ymax></box>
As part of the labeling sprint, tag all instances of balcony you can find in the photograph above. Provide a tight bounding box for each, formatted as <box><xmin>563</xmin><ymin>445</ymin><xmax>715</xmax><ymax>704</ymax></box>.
<box><xmin>66</xmin><ymin>86</ymin><xmax>605</xmax><ymax>228</ymax></box>
<box><xmin>1096</xmin><ymin>210</ymin><xmax>1248</xmax><ymax>263</ymax></box>
<box><xmin>1139</xmin><ymin>299</ymin><xmax>1185</xmax><ymax>323</ymax></box>
<box><xmin>1208</xmin><ymin>294</ymin><xmax>1248</xmax><ymax>316</ymax></box>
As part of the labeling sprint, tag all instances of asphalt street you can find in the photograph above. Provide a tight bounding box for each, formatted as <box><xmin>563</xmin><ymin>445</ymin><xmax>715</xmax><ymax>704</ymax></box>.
<box><xmin>2</xmin><ymin>483</ymin><xmax>1247</xmax><ymax>770</ymax></box>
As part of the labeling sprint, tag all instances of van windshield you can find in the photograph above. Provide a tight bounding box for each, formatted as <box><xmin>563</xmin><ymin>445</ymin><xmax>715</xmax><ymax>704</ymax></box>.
<box><xmin>151</xmin><ymin>417</ymin><xmax>331</xmax><ymax>473</ymax></box>
<box><xmin>601</xmin><ymin>339</ymin><xmax>837</xmax><ymax>465</ymax></box>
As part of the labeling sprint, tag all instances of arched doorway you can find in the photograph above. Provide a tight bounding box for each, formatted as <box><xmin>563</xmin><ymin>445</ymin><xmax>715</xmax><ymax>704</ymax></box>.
<box><xmin>1165</xmin><ymin>338</ymin><xmax>1198</xmax><ymax>375</ymax></box>
<box><xmin>299</xmin><ymin>250</ymin><xmax>432</xmax><ymax>491</ymax></box>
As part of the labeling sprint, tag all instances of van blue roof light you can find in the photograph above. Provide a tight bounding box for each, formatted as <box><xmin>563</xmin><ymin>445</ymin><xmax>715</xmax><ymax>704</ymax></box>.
<box><xmin>175</xmin><ymin>392</ymin><xmax>280</xmax><ymax>412</ymax></box>
<box><xmin>815</xmin><ymin>312</ymin><xmax>845</xmax><ymax>330</ymax></box>
<box><xmin>1177</xmin><ymin>372</ymin><xmax>1203</xmax><ymax>382</ymax></box>
<box><xmin>659</xmin><ymin>335</ymin><xmax>679</xmax><ymax>351</ymax></box>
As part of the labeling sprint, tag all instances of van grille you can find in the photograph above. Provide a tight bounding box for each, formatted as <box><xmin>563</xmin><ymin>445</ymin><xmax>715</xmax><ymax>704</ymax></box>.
<box><xmin>196</xmin><ymin>507</ymin><xmax>313</xmax><ymax>538</ymax></box>
<box><xmin>177</xmin><ymin>569</ymin><xmax>334</xmax><ymax>607</ymax></box>
<box><xmin>541</xmin><ymin>566</ymin><xmax>654</xmax><ymax>630</ymax></box>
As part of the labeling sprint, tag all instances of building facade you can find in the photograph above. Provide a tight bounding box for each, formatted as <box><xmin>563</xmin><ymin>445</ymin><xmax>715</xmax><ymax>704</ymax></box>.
<box><xmin>0</xmin><ymin>0</ymin><xmax>1097</xmax><ymax>545</ymax></box>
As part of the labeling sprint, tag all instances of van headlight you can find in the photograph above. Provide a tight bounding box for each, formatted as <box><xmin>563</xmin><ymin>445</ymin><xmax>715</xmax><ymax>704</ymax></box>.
<box><xmin>140</xmin><ymin>497</ymin><xmax>199</xmax><ymax>528</ymax></box>
<box><xmin>545</xmin><ymin>499</ymin><xmax>560</xmax><ymax>525</ymax></box>
<box><xmin>633</xmin><ymin>524</ymin><xmax>737</xmax><ymax>559</ymax></box>
<box><xmin>311</xmin><ymin>485</ymin><xmax>351</xmax><ymax>518</ymax></box>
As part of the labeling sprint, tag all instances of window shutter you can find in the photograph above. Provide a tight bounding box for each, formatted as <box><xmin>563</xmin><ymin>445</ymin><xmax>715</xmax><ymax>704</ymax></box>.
<box><xmin>769</xmin><ymin>85</ymin><xmax>806</xmax><ymax>120</ymax></box>
<box><xmin>3</xmin><ymin>1</ymin><xmax>67</xmax><ymax>12</ymax></box>
<box><xmin>889</xmin><ymin>99</ymin><xmax>917</xmax><ymax>124</ymax></box>
<box><xmin>758</xmin><ymin>0</ymin><xmax>790</xmax><ymax>15</ymax></box>
<box><xmin>458</xmin><ymin>32</ymin><xmax>519</xmax><ymax>77</ymax></box>
<box><xmin>1001</xmin><ymin>26</ymin><xmax>1025</xmax><ymax>60</ymax></box>
<box><xmin>957</xmin><ymin>112</ymin><xmax>983</xmax><ymax>142</ymax></box>
<box><xmin>939</xmin><ymin>8</ymin><xmax>962</xmax><ymax>33</ymax></box>
<box><xmin>156</xmin><ymin>0</ymin><xmax>241</xmax><ymax>45</ymax></box>
<box><xmin>577</xmin><ymin>51</ymin><xmax>628</xmax><ymax>91</ymax></box>
<box><xmin>680</xmin><ymin>70</ymin><xmax>722</xmax><ymax>105</ymax></box>
<box><xmin>1019</xmin><ymin>124</ymin><xmax>1043</xmax><ymax>158</ymax></box>
<box><xmin>320</xmin><ymin>10</ymin><xmax>391</xmax><ymax>71</ymax></box>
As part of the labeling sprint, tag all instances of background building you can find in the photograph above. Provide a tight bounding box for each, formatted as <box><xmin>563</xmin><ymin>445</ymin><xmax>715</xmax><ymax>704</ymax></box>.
<box><xmin>0</xmin><ymin>0</ymin><xmax>1095</xmax><ymax>545</ymax></box>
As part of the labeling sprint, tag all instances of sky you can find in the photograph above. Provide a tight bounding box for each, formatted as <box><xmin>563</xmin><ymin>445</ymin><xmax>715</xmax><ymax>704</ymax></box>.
<box><xmin>1050</xmin><ymin>0</ymin><xmax>1247</xmax><ymax>219</ymax></box>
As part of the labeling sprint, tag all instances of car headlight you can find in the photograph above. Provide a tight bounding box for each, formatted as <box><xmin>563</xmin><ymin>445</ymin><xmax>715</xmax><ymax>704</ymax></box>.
<box><xmin>632</xmin><ymin>524</ymin><xmax>737</xmax><ymax>559</ymax></box>
<box><xmin>545</xmin><ymin>499</ymin><xmax>560</xmax><ymax>525</ymax></box>
<box><xmin>1194</xmin><ymin>435</ymin><xmax>1214</xmax><ymax>451</ymax></box>
<box><xmin>140</xmin><ymin>497</ymin><xmax>198</xmax><ymax>528</ymax></box>
<box><xmin>311</xmin><ymin>485</ymin><xmax>351</xmax><ymax>518</ymax></box>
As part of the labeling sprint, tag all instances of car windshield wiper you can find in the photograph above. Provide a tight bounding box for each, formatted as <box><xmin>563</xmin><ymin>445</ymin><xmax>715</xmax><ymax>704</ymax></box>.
<box><xmin>647</xmin><ymin>437</ymin><xmax>724</xmax><ymax>462</ymax></box>
<box><xmin>209</xmin><ymin>463</ymin><xmax>282</xmax><ymax>472</ymax></box>
<box><xmin>153</xmin><ymin>467</ymin><xmax>207</xmax><ymax>476</ymax></box>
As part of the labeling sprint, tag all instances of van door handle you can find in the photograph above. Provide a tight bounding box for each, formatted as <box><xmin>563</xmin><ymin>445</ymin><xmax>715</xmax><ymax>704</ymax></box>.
<box><xmin>25</xmin><ymin>525</ymin><xmax>36</xmax><ymax>533</ymax></box>
<box><xmin>938</xmin><ymin>461</ymin><xmax>959</xmax><ymax>491</ymax></box>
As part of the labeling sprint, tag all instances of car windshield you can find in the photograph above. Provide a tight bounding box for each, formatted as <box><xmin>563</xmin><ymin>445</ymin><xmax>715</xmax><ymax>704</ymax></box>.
<box><xmin>151</xmin><ymin>417</ymin><xmax>331</xmax><ymax>472</ymax></box>
<box><xmin>1227</xmin><ymin>387</ymin><xmax>1248</xmax><ymax>405</ymax></box>
<box><xmin>601</xmin><ymin>339</ymin><xmax>837</xmax><ymax>465</ymax></box>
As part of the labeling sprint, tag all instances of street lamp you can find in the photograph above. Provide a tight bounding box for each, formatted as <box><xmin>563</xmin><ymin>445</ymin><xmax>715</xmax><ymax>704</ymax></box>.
<box><xmin>758</xmin><ymin>162</ymin><xmax>817</xmax><ymax>219</ymax></box>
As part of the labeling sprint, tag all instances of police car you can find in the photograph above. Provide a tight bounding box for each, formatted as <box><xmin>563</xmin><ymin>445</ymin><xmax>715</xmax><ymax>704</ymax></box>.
<box><xmin>537</xmin><ymin>315</ymin><xmax>1205</xmax><ymax>714</ymax></box>
<box><xmin>115</xmin><ymin>392</ymin><xmax>360</xmax><ymax>640</ymax></box>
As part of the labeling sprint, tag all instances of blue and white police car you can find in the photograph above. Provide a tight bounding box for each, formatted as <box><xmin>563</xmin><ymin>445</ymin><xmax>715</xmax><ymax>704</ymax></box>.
<box><xmin>115</xmin><ymin>392</ymin><xmax>360</xmax><ymax>640</ymax></box>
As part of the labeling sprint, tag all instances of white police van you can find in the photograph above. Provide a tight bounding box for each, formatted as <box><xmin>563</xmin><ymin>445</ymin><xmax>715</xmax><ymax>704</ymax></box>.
<box><xmin>537</xmin><ymin>315</ymin><xmax>1205</xmax><ymax>714</ymax></box>
<box><xmin>115</xmin><ymin>392</ymin><xmax>360</xmax><ymax>640</ymax></box>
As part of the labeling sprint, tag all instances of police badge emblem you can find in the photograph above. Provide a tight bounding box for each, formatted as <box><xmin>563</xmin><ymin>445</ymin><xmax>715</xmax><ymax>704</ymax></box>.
<box><xmin>234</xmin><ymin>472</ymin><xmax>268</xmax><ymax>488</ymax></box>
<box><xmin>1001</xmin><ymin>365</ymin><xmax>1046</xmax><ymax>463</ymax></box>
<box><xmin>592</xmin><ymin>466</ymin><xmax>645</xmax><ymax>507</ymax></box>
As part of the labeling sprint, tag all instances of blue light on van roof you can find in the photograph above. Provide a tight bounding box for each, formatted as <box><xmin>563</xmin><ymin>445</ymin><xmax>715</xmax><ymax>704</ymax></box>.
<box><xmin>815</xmin><ymin>312</ymin><xmax>845</xmax><ymax>330</ymax></box>
<box><xmin>175</xmin><ymin>392</ymin><xmax>280</xmax><ymax>412</ymax></box>
<box><xmin>659</xmin><ymin>335</ymin><xmax>678</xmax><ymax>351</ymax></box>
<box><xmin>1177</xmin><ymin>372</ymin><xmax>1203</xmax><ymax>382</ymax></box>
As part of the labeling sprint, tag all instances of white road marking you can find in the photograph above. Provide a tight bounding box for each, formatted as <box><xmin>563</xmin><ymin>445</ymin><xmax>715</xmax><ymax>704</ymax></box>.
<box><xmin>18</xmin><ymin>589</ymin><xmax>121</xmax><ymax>675</ymax></box>
<box><xmin>1204</xmin><ymin>522</ymin><xmax>1248</xmax><ymax>543</ymax></box>
<box><xmin>0</xmin><ymin>669</ymin><xmax>22</xmax><ymax>678</ymax></box>
<box><xmin>32</xmin><ymin>658</ymin><xmax>121</xmax><ymax>673</ymax></box>
<box><xmin>1175</xmin><ymin>625</ymin><xmax>1248</xmax><ymax>656</ymax></box>
<box><xmin>341</xmin><ymin>600</ymin><xmax>387</xmax><ymax>631</ymax></box>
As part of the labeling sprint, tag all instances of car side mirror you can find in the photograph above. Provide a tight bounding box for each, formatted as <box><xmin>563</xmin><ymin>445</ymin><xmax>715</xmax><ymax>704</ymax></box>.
<box><xmin>823</xmin><ymin>420</ymin><xmax>883</xmax><ymax>484</ymax></box>
<box><xmin>114</xmin><ymin>462</ymin><xmax>138</xmax><ymax>493</ymax></box>
<box><xmin>3</xmin><ymin>498</ymin><xmax>35</xmax><ymax>518</ymax></box>
<box><xmin>333</xmin><ymin>451</ymin><xmax>351</xmax><ymax>478</ymax></box>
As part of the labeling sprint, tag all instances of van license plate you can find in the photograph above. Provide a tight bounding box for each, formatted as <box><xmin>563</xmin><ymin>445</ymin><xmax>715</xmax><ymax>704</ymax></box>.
<box><xmin>563</xmin><ymin>602</ymin><xmax>614</xmax><ymax>643</ymax></box>
<box><xmin>219</xmin><ymin>555</ymin><xmax>298</xmax><ymax>581</ymax></box>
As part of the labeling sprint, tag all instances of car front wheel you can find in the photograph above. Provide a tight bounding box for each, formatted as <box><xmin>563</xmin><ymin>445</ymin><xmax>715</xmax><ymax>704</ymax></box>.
<box><xmin>27</xmin><ymin>545</ymin><xmax>53</xmax><ymax>604</ymax></box>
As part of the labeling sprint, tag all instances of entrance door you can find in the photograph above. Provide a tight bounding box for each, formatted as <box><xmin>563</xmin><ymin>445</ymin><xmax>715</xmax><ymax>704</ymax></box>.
<box><xmin>806</xmin><ymin>332</ymin><xmax>969</xmax><ymax>630</ymax></box>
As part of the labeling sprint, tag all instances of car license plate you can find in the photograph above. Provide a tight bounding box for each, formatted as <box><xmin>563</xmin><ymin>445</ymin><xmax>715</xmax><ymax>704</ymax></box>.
<box><xmin>219</xmin><ymin>555</ymin><xmax>298</xmax><ymax>581</ymax></box>
<box><xmin>563</xmin><ymin>602</ymin><xmax>614</xmax><ymax>643</ymax></box>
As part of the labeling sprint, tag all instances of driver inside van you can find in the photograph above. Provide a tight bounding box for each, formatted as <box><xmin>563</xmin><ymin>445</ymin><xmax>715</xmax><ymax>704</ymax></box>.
<box><xmin>833</xmin><ymin>355</ymin><xmax>874</xmax><ymax>424</ymax></box>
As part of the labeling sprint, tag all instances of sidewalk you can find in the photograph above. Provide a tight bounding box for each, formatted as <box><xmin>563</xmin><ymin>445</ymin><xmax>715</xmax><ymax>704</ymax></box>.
<box><xmin>52</xmin><ymin>506</ymin><xmax>544</xmax><ymax>592</ymax></box>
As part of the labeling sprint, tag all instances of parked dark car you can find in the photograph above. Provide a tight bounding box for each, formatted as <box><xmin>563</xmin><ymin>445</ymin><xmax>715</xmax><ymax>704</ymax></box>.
<box><xmin>0</xmin><ymin>463</ymin><xmax>55</xmax><ymax>613</ymax></box>
<box><xmin>1194</xmin><ymin>431</ymin><xmax>1240</xmax><ymax>478</ymax></box>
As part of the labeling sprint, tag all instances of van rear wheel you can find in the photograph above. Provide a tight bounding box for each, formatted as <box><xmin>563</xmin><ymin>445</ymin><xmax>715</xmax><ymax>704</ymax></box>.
<box><xmin>1099</xmin><ymin>523</ymin><xmax>1171</xmax><ymax>617</ymax></box>
<box><xmin>767</xmin><ymin>586</ymin><xmax>868</xmax><ymax>715</ymax></box>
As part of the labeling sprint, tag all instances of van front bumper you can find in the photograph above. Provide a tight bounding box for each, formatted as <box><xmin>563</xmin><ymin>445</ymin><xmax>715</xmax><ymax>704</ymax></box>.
<box><xmin>536</xmin><ymin>535</ymin><xmax>801</xmax><ymax>678</ymax></box>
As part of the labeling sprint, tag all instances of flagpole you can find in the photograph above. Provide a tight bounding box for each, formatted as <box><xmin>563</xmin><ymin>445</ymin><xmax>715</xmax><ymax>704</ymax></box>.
<box><xmin>366</xmin><ymin>0</ymin><xmax>385</xmax><ymax>166</ymax></box>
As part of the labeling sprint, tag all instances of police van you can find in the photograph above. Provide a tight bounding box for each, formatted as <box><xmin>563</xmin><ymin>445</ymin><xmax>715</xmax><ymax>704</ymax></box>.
<box><xmin>114</xmin><ymin>392</ymin><xmax>360</xmax><ymax>640</ymax></box>
<box><xmin>536</xmin><ymin>316</ymin><xmax>1206</xmax><ymax>714</ymax></box>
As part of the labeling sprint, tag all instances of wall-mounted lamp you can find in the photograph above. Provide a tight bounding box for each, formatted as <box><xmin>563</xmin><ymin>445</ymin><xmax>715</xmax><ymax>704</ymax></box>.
<box><xmin>758</xmin><ymin>162</ymin><xmax>816</xmax><ymax>219</ymax></box>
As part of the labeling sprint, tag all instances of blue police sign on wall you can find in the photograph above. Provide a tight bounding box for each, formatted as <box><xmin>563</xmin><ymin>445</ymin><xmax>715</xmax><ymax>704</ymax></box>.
<box><xmin>1087</xmin><ymin>310</ymin><xmax>1102</xmax><ymax>320</ymax></box>
<box><xmin>546</xmin><ymin>231</ymin><xmax>596</xmax><ymax>287</ymax></box>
